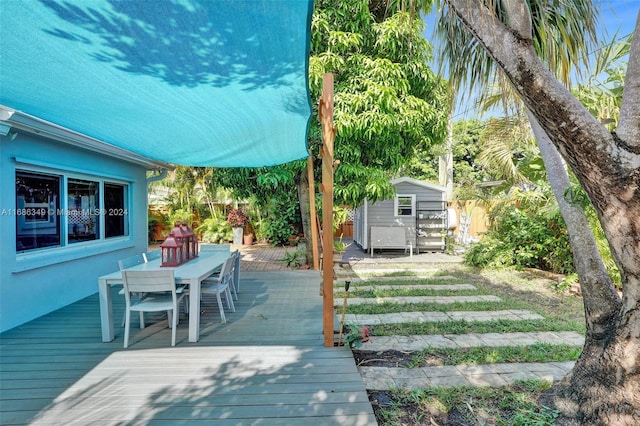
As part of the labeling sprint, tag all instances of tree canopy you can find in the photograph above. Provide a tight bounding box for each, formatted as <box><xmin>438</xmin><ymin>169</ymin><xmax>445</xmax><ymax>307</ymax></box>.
<box><xmin>309</xmin><ymin>0</ymin><xmax>449</xmax><ymax>206</ymax></box>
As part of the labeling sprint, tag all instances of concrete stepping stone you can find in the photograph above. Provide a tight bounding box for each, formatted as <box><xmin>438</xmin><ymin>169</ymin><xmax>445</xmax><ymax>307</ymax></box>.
<box><xmin>334</xmin><ymin>284</ymin><xmax>477</xmax><ymax>293</ymax></box>
<box><xmin>344</xmin><ymin>310</ymin><xmax>544</xmax><ymax>325</ymax></box>
<box><xmin>358</xmin><ymin>331</ymin><xmax>585</xmax><ymax>351</ymax></box>
<box><xmin>345</xmin><ymin>295</ymin><xmax>501</xmax><ymax>305</ymax></box>
<box><xmin>358</xmin><ymin>361</ymin><xmax>575</xmax><ymax>390</ymax></box>
<box><xmin>340</xmin><ymin>275</ymin><xmax>459</xmax><ymax>283</ymax></box>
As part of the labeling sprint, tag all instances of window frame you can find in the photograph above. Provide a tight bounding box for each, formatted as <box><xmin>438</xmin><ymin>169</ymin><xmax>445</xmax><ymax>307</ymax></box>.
<box><xmin>394</xmin><ymin>194</ymin><xmax>416</xmax><ymax>217</ymax></box>
<box><xmin>15</xmin><ymin>167</ymin><xmax>130</xmax><ymax>254</ymax></box>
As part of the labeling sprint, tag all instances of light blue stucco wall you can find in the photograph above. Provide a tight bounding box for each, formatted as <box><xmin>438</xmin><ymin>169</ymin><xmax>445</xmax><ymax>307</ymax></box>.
<box><xmin>0</xmin><ymin>131</ymin><xmax>150</xmax><ymax>333</ymax></box>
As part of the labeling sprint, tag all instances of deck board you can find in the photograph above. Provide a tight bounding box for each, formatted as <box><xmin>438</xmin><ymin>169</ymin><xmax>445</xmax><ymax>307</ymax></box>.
<box><xmin>1</xmin><ymin>270</ymin><xmax>376</xmax><ymax>425</ymax></box>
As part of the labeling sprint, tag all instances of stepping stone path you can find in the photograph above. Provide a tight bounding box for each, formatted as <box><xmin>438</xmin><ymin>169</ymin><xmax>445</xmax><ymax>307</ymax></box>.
<box><xmin>346</xmin><ymin>294</ymin><xmax>502</xmax><ymax>305</ymax></box>
<box><xmin>338</xmin><ymin>265</ymin><xmax>583</xmax><ymax>391</ymax></box>
<box><xmin>335</xmin><ymin>284</ymin><xmax>478</xmax><ymax>292</ymax></box>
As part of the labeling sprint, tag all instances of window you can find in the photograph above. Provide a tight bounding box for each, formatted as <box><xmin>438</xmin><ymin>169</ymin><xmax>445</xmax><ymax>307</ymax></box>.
<box><xmin>67</xmin><ymin>178</ymin><xmax>99</xmax><ymax>243</ymax></box>
<box><xmin>16</xmin><ymin>171</ymin><xmax>61</xmax><ymax>251</ymax></box>
<box><xmin>104</xmin><ymin>183</ymin><xmax>128</xmax><ymax>238</ymax></box>
<box><xmin>15</xmin><ymin>169</ymin><xmax>129</xmax><ymax>252</ymax></box>
<box><xmin>394</xmin><ymin>194</ymin><xmax>415</xmax><ymax>217</ymax></box>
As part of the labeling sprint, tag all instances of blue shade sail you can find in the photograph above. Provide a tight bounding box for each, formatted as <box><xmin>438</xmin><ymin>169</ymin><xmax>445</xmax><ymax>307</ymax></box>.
<box><xmin>0</xmin><ymin>0</ymin><xmax>313</xmax><ymax>167</ymax></box>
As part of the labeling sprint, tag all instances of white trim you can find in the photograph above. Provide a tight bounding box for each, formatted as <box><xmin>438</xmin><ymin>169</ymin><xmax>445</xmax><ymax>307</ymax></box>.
<box><xmin>394</xmin><ymin>193</ymin><xmax>416</xmax><ymax>217</ymax></box>
<box><xmin>1</xmin><ymin>106</ymin><xmax>173</xmax><ymax>171</ymax></box>
<box><xmin>14</xmin><ymin>157</ymin><xmax>133</xmax><ymax>183</ymax></box>
<box><xmin>363</xmin><ymin>199</ymin><xmax>369</xmax><ymax>249</ymax></box>
<box><xmin>391</xmin><ymin>176</ymin><xmax>446</xmax><ymax>192</ymax></box>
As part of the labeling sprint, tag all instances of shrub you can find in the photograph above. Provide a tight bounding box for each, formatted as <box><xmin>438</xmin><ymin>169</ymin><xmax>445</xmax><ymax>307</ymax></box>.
<box><xmin>196</xmin><ymin>217</ymin><xmax>233</xmax><ymax>243</ymax></box>
<box><xmin>464</xmin><ymin>205</ymin><xmax>574</xmax><ymax>274</ymax></box>
<box><xmin>226</xmin><ymin>208</ymin><xmax>249</xmax><ymax>228</ymax></box>
<box><xmin>262</xmin><ymin>196</ymin><xmax>298</xmax><ymax>246</ymax></box>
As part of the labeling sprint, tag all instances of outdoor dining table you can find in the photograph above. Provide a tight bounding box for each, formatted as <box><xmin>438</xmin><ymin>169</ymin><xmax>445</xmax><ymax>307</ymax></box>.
<box><xmin>97</xmin><ymin>250</ymin><xmax>232</xmax><ymax>343</ymax></box>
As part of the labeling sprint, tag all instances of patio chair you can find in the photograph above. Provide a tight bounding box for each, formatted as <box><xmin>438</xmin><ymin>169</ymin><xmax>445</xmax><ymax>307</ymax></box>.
<box><xmin>121</xmin><ymin>269</ymin><xmax>186</xmax><ymax>348</ymax></box>
<box><xmin>197</xmin><ymin>243</ymin><xmax>230</xmax><ymax>277</ymax></box>
<box><xmin>203</xmin><ymin>249</ymin><xmax>240</xmax><ymax>301</ymax></box>
<box><xmin>229</xmin><ymin>249</ymin><xmax>241</xmax><ymax>299</ymax></box>
<box><xmin>199</xmin><ymin>255</ymin><xmax>236</xmax><ymax>323</ymax></box>
<box><xmin>143</xmin><ymin>249</ymin><xmax>162</xmax><ymax>262</ymax></box>
<box><xmin>200</xmin><ymin>243</ymin><xmax>231</xmax><ymax>253</ymax></box>
<box><xmin>118</xmin><ymin>254</ymin><xmax>147</xmax><ymax>327</ymax></box>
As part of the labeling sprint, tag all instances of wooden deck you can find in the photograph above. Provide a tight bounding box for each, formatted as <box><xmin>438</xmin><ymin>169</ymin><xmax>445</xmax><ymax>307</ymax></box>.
<box><xmin>0</xmin><ymin>269</ymin><xmax>377</xmax><ymax>425</ymax></box>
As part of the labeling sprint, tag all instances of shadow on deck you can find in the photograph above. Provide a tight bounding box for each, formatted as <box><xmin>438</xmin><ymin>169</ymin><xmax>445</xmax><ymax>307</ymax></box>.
<box><xmin>0</xmin><ymin>269</ymin><xmax>376</xmax><ymax>425</ymax></box>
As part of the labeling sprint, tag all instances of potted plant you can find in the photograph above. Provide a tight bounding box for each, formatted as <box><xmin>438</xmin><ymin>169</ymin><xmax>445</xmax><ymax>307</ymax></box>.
<box><xmin>227</xmin><ymin>208</ymin><xmax>249</xmax><ymax>244</ymax></box>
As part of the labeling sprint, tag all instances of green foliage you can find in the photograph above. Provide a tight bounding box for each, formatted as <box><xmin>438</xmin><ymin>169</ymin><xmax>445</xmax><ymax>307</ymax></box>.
<box><xmin>333</xmin><ymin>236</ymin><xmax>349</xmax><ymax>252</ymax></box>
<box><xmin>310</xmin><ymin>3</ymin><xmax>449</xmax><ymax>206</ymax></box>
<box><xmin>344</xmin><ymin>324</ymin><xmax>370</xmax><ymax>349</ymax></box>
<box><xmin>280</xmin><ymin>248</ymin><xmax>305</xmax><ymax>268</ymax></box>
<box><xmin>196</xmin><ymin>216</ymin><xmax>232</xmax><ymax>244</ymax></box>
<box><xmin>385</xmin><ymin>380</ymin><xmax>557</xmax><ymax>426</ymax></box>
<box><xmin>262</xmin><ymin>193</ymin><xmax>299</xmax><ymax>246</ymax></box>
<box><xmin>167</xmin><ymin>208</ymin><xmax>195</xmax><ymax>227</ymax></box>
<box><xmin>464</xmin><ymin>205</ymin><xmax>574</xmax><ymax>274</ymax></box>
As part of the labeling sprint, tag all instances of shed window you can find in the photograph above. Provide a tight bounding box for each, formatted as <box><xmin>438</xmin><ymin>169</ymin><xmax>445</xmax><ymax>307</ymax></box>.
<box><xmin>15</xmin><ymin>169</ymin><xmax>129</xmax><ymax>252</ymax></box>
<box><xmin>394</xmin><ymin>194</ymin><xmax>415</xmax><ymax>217</ymax></box>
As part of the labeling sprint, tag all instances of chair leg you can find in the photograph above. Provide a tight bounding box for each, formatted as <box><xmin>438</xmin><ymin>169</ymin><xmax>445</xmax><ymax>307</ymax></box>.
<box><xmin>167</xmin><ymin>310</ymin><xmax>173</xmax><ymax>328</ymax></box>
<box><xmin>124</xmin><ymin>310</ymin><xmax>131</xmax><ymax>349</ymax></box>
<box><xmin>139</xmin><ymin>312</ymin><xmax>145</xmax><ymax>329</ymax></box>
<box><xmin>232</xmin><ymin>282</ymin><xmax>239</xmax><ymax>301</ymax></box>
<box><xmin>225</xmin><ymin>287</ymin><xmax>236</xmax><ymax>312</ymax></box>
<box><xmin>215</xmin><ymin>292</ymin><xmax>227</xmax><ymax>323</ymax></box>
<box><xmin>171</xmin><ymin>308</ymin><xmax>177</xmax><ymax>347</ymax></box>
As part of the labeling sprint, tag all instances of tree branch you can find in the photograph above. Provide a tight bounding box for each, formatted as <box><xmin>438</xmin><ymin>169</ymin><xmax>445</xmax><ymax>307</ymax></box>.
<box><xmin>617</xmin><ymin>11</ymin><xmax>640</xmax><ymax>147</ymax></box>
<box><xmin>503</xmin><ymin>0</ymin><xmax>532</xmax><ymax>41</ymax></box>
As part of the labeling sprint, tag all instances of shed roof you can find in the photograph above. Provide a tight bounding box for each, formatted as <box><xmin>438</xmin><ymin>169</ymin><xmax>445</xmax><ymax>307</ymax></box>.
<box><xmin>0</xmin><ymin>0</ymin><xmax>313</xmax><ymax>168</ymax></box>
<box><xmin>391</xmin><ymin>177</ymin><xmax>447</xmax><ymax>192</ymax></box>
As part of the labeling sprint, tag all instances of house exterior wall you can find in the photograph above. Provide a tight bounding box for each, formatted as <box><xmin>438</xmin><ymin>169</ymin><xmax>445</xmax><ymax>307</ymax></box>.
<box><xmin>353</xmin><ymin>178</ymin><xmax>446</xmax><ymax>250</ymax></box>
<box><xmin>0</xmin><ymin>131</ymin><xmax>150</xmax><ymax>333</ymax></box>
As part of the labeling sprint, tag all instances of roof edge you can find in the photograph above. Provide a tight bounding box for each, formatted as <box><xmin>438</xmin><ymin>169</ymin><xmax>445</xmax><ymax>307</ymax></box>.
<box><xmin>390</xmin><ymin>176</ymin><xmax>446</xmax><ymax>192</ymax></box>
<box><xmin>1</xmin><ymin>106</ymin><xmax>174</xmax><ymax>171</ymax></box>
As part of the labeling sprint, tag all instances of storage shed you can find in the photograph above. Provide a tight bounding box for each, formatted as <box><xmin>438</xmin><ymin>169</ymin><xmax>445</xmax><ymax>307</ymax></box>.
<box><xmin>353</xmin><ymin>177</ymin><xmax>451</xmax><ymax>255</ymax></box>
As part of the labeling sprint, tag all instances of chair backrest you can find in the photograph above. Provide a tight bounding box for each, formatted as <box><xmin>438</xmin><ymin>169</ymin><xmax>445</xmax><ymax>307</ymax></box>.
<box><xmin>122</xmin><ymin>269</ymin><xmax>176</xmax><ymax>294</ymax></box>
<box><xmin>216</xmin><ymin>255</ymin><xmax>235</xmax><ymax>283</ymax></box>
<box><xmin>200</xmin><ymin>243</ymin><xmax>231</xmax><ymax>253</ymax></box>
<box><xmin>230</xmin><ymin>249</ymin><xmax>240</xmax><ymax>269</ymax></box>
<box><xmin>118</xmin><ymin>253</ymin><xmax>146</xmax><ymax>271</ymax></box>
<box><xmin>143</xmin><ymin>250</ymin><xmax>162</xmax><ymax>262</ymax></box>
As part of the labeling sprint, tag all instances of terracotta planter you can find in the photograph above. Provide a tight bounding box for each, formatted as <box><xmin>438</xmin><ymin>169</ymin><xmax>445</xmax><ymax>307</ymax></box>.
<box><xmin>243</xmin><ymin>234</ymin><xmax>254</xmax><ymax>245</ymax></box>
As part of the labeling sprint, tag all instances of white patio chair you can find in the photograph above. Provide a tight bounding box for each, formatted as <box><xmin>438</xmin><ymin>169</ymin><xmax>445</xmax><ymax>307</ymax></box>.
<box><xmin>143</xmin><ymin>249</ymin><xmax>162</xmax><ymax>262</ymax></box>
<box><xmin>199</xmin><ymin>255</ymin><xmax>236</xmax><ymax>323</ymax></box>
<box><xmin>121</xmin><ymin>269</ymin><xmax>186</xmax><ymax>348</ymax></box>
<box><xmin>118</xmin><ymin>254</ymin><xmax>146</xmax><ymax>327</ymax></box>
<box><xmin>203</xmin><ymin>249</ymin><xmax>240</xmax><ymax>301</ymax></box>
<box><xmin>230</xmin><ymin>249</ymin><xmax>241</xmax><ymax>297</ymax></box>
<box><xmin>198</xmin><ymin>244</ymin><xmax>230</xmax><ymax>275</ymax></box>
<box><xmin>200</xmin><ymin>243</ymin><xmax>231</xmax><ymax>253</ymax></box>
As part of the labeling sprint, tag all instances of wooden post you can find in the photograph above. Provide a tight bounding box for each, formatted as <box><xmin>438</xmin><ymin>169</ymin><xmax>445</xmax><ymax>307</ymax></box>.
<box><xmin>307</xmin><ymin>152</ymin><xmax>320</xmax><ymax>270</ymax></box>
<box><xmin>319</xmin><ymin>73</ymin><xmax>335</xmax><ymax>347</ymax></box>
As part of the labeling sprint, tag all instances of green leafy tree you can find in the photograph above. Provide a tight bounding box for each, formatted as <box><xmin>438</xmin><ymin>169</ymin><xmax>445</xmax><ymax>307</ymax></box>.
<box><xmin>217</xmin><ymin>1</ymin><xmax>448</xmax><ymax>256</ymax></box>
<box><xmin>432</xmin><ymin>1</ymin><xmax>639</xmax><ymax>423</ymax></box>
<box><xmin>310</xmin><ymin>1</ymin><xmax>449</xmax><ymax>207</ymax></box>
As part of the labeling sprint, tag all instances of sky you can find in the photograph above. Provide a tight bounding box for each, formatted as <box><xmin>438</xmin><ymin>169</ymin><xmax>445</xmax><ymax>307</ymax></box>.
<box><xmin>422</xmin><ymin>0</ymin><xmax>640</xmax><ymax>120</ymax></box>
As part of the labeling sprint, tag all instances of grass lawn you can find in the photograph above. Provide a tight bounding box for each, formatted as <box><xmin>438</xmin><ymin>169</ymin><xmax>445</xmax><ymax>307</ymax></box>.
<box><xmin>340</xmin><ymin>264</ymin><xmax>586</xmax><ymax>425</ymax></box>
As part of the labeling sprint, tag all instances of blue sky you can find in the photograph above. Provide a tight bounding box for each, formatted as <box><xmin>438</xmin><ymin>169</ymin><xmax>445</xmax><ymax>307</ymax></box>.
<box><xmin>422</xmin><ymin>0</ymin><xmax>639</xmax><ymax>119</ymax></box>
<box><xmin>598</xmin><ymin>0</ymin><xmax>639</xmax><ymax>37</ymax></box>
